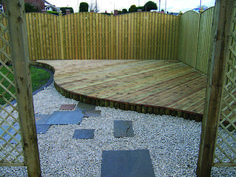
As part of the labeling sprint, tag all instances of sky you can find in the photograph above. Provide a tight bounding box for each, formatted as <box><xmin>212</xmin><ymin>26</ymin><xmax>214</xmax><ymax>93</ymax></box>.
<box><xmin>46</xmin><ymin>0</ymin><xmax>215</xmax><ymax>13</ymax></box>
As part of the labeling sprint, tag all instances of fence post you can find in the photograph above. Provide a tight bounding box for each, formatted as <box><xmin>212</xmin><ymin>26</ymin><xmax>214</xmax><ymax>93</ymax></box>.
<box><xmin>196</xmin><ymin>0</ymin><xmax>234</xmax><ymax>176</ymax></box>
<box><xmin>5</xmin><ymin>0</ymin><xmax>41</xmax><ymax>176</ymax></box>
<box><xmin>59</xmin><ymin>12</ymin><xmax>64</xmax><ymax>59</ymax></box>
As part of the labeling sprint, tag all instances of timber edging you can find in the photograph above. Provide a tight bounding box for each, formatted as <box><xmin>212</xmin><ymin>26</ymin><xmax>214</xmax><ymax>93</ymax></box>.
<box><xmin>32</xmin><ymin>61</ymin><xmax>203</xmax><ymax>122</ymax></box>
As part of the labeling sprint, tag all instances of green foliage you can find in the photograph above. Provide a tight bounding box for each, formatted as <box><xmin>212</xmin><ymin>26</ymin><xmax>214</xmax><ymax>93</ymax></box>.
<box><xmin>46</xmin><ymin>11</ymin><xmax>59</xmax><ymax>15</ymax></box>
<box><xmin>25</xmin><ymin>3</ymin><xmax>38</xmax><ymax>12</ymax></box>
<box><xmin>129</xmin><ymin>5</ymin><xmax>137</xmax><ymax>13</ymax></box>
<box><xmin>144</xmin><ymin>1</ymin><xmax>158</xmax><ymax>11</ymax></box>
<box><xmin>122</xmin><ymin>9</ymin><xmax>128</xmax><ymax>14</ymax></box>
<box><xmin>79</xmin><ymin>2</ymin><xmax>89</xmax><ymax>12</ymax></box>
<box><xmin>0</xmin><ymin>66</ymin><xmax>51</xmax><ymax>105</ymax></box>
<box><xmin>60</xmin><ymin>7</ymin><xmax>74</xmax><ymax>15</ymax></box>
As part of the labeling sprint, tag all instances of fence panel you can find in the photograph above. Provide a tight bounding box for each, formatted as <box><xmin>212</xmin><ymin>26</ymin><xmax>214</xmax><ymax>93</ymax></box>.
<box><xmin>178</xmin><ymin>11</ymin><xmax>200</xmax><ymax>68</ymax></box>
<box><xmin>25</xmin><ymin>12</ymin><xmax>179</xmax><ymax>60</ymax></box>
<box><xmin>196</xmin><ymin>7</ymin><xmax>214</xmax><ymax>73</ymax></box>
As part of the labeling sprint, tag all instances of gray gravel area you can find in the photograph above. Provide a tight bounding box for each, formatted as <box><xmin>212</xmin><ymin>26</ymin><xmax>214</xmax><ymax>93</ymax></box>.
<box><xmin>0</xmin><ymin>83</ymin><xmax>235</xmax><ymax>176</ymax></box>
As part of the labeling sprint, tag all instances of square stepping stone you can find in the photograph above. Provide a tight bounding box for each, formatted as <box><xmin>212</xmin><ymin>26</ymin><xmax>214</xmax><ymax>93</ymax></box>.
<box><xmin>36</xmin><ymin>124</ymin><xmax>51</xmax><ymax>134</ymax></box>
<box><xmin>101</xmin><ymin>150</ymin><xmax>155</xmax><ymax>177</ymax></box>
<box><xmin>73</xmin><ymin>129</ymin><xmax>95</xmax><ymax>139</ymax></box>
<box><xmin>83</xmin><ymin>110</ymin><xmax>101</xmax><ymax>118</ymax></box>
<box><xmin>76</xmin><ymin>102</ymin><xmax>95</xmax><ymax>111</ymax></box>
<box><xmin>59</xmin><ymin>104</ymin><xmax>76</xmax><ymax>111</ymax></box>
<box><xmin>36</xmin><ymin>111</ymin><xmax>84</xmax><ymax>125</ymax></box>
<box><xmin>114</xmin><ymin>120</ymin><xmax>134</xmax><ymax>138</ymax></box>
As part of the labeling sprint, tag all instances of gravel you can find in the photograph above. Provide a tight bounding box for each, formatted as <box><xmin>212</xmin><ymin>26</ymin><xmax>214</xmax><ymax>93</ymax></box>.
<box><xmin>0</xmin><ymin>83</ymin><xmax>235</xmax><ymax>176</ymax></box>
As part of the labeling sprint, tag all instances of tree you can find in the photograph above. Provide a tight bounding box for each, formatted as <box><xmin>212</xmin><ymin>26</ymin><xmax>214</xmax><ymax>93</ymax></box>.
<box><xmin>122</xmin><ymin>8</ymin><xmax>128</xmax><ymax>14</ymax></box>
<box><xmin>144</xmin><ymin>1</ymin><xmax>158</xmax><ymax>11</ymax></box>
<box><xmin>79</xmin><ymin>2</ymin><xmax>89</xmax><ymax>12</ymax></box>
<box><xmin>25</xmin><ymin>3</ymin><xmax>37</xmax><ymax>12</ymax></box>
<box><xmin>129</xmin><ymin>5</ymin><xmax>137</xmax><ymax>13</ymax></box>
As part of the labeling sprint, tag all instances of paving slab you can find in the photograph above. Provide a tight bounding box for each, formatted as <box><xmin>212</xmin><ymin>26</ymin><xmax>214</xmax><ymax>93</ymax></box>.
<box><xmin>73</xmin><ymin>129</ymin><xmax>95</xmax><ymax>139</ymax></box>
<box><xmin>35</xmin><ymin>114</ymin><xmax>50</xmax><ymax>121</ymax></box>
<box><xmin>36</xmin><ymin>111</ymin><xmax>84</xmax><ymax>125</ymax></box>
<box><xmin>114</xmin><ymin>120</ymin><xmax>134</xmax><ymax>138</ymax></box>
<box><xmin>36</xmin><ymin>124</ymin><xmax>51</xmax><ymax>134</ymax></box>
<box><xmin>76</xmin><ymin>102</ymin><xmax>96</xmax><ymax>111</ymax></box>
<box><xmin>83</xmin><ymin>110</ymin><xmax>101</xmax><ymax>118</ymax></box>
<box><xmin>101</xmin><ymin>149</ymin><xmax>155</xmax><ymax>177</ymax></box>
<box><xmin>59</xmin><ymin>104</ymin><xmax>76</xmax><ymax>111</ymax></box>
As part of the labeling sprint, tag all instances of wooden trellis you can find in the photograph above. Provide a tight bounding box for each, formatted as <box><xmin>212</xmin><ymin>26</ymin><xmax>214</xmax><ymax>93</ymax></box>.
<box><xmin>0</xmin><ymin>0</ymin><xmax>41</xmax><ymax>176</ymax></box>
<box><xmin>197</xmin><ymin>0</ymin><xmax>236</xmax><ymax>176</ymax></box>
<box><xmin>0</xmin><ymin>9</ymin><xmax>24</xmax><ymax>166</ymax></box>
<box><xmin>213</xmin><ymin>1</ymin><xmax>236</xmax><ymax>167</ymax></box>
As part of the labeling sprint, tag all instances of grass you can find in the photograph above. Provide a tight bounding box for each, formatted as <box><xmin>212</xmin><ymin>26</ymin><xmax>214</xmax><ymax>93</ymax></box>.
<box><xmin>0</xmin><ymin>65</ymin><xmax>51</xmax><ymax>105</ymax></box>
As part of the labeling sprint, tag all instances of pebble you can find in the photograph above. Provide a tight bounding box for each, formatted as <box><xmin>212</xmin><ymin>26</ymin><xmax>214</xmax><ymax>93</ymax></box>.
<box><xmin>0</xmin><ymin>83</ymin><xmax>235</xmax><ymax>176</ymax></box>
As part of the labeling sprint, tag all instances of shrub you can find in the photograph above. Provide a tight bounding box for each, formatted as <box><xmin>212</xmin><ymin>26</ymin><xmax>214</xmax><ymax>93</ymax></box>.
<box><xmin>46</xmin><ymin>11</ymin><xmax>59</xmax><ymax>16</ymax></box>
<box><xmin>79</xmin><ymin>2</ymin><xmax>89</xmax><ymax>12</ymax></box>
<box><xmin>144</xmin><ymin>1</ymin><xmax>158</xmax><ymax>11</ymax></box>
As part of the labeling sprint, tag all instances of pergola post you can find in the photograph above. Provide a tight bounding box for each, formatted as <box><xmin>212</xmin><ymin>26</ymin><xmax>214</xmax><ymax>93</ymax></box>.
<box><xmin>5</xmin><ymin>0</ymin><xmax>41</xmax><ymax>176</ymax></box>
<box><xmin>197</xmin><ymin>0</ymin><xmax>235</xmax><ymax>176</ymax></box>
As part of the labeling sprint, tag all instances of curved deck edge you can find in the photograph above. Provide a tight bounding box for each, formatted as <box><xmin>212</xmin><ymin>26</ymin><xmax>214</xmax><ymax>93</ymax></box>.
<box><xmin>32</xmin><ymin>61</ymin><xmax>203</xmax><ymax>122</ymax></box>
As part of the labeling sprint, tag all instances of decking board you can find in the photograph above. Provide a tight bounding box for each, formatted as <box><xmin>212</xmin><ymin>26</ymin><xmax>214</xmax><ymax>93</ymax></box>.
<box><xmin>36</xmin><ymin>60</ymin><xmax>207</xmax><ymax>119</ymax></box>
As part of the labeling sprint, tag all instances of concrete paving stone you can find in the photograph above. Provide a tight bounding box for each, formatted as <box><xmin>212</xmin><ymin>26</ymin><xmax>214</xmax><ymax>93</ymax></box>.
<box><xmin>83</xmin><ymin>110</ymin><xmax>101</xmax><ymax>118</ymax></box>
<box><xmin>36</xmin><ymin>124</ymin><xmax>51</xmax><ymax>134</ymax></box>
<box><xmin>59</xmin><ymin>104</ymin><xmax>76</xmax><ymax>111</ymax></box>
<box><xmin>114</xmin><ymin>120</ymin><xmax>134</xmax><ymax>138</ymax></box>
<box><xmin>36</xmin><ymin>111</ymin><xmax>84</xmax><ymax>125</ymax></box>
<box><xmin>73</xmin><ymin>129</ymin><xmax>95</xmax><ymax>139</ymax></box>
<box><xmin>76</xmin><ymin>102</ymin><xmax>96</xmax><ymax>111</ymax></box>
<box><xmin>101</xmin><ymin>149</ymin><xmax>155</xmax><ymax>177</ymax></box>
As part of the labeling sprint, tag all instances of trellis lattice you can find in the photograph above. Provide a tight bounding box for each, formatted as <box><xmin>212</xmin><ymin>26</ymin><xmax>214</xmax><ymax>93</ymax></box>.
<box><xmin>213</xmin><ymin>6</ymin><xmax>236</xmax><ymax>167</ymax></box>
<box><xmin>0</xmin><ymin>11</ymin><xmax>24</xmax><ymax>166</ymax></box>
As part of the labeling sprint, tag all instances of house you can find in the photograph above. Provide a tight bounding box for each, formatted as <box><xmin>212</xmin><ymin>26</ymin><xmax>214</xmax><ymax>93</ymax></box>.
<box><xmin>25</xmin><ymin>0</ymin><xmax>45</xmax><ymax>11</ymax></box>
<box><xmin>45</xmin><ymin>4</ymin><xmax>61</xmax><ymax>12</ymax></box>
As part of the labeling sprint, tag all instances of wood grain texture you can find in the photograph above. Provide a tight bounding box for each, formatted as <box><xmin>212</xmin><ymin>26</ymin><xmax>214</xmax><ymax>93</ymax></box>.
<box><xmin>37</xmin><ymin>60</ymin><xmax>207</xmax><ymax>119</ymax></box>
<box><xmin>25</xmin><ymin>12</ymin><xmax>179</xmax><ymax>60</ymax></box>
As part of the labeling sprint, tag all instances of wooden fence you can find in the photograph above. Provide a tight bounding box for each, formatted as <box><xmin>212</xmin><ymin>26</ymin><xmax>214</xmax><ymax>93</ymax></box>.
<box><xmin>26</xmin><ymin>12</ymin><xmax>179</xmax><ymax>61</ymax></box>
<box><xmin>178</xmin><ymin>7</ymin><xmax>214</xmax><ymax>73</ymax></box>
<box><xmin>1</xmin><ymin>9</ymin><xmax>215</xmax><ymax>73</ymax></box>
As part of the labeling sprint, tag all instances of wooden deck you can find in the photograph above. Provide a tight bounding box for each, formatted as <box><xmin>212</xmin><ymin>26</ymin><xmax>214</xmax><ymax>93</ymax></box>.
<box><xmin>35</xmin><ymin>60</ymin><xmax>207</xmax><ymax>121</ymax></box>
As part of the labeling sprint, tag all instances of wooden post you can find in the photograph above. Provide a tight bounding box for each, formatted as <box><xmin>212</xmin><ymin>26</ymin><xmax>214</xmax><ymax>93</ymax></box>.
<box><xmin>196</xmin><ymin>0</ymin><xmax>234</xmax><ymax>176</ymax></box>
<box><xmin>5</xmin><ymin>0</ymin><xmax>41</xmax><ymax>176</ymax></box>
<box><xmin>59</xmin><ymin>12</ymin><xmax>64</xmax><ymax>59</ymax></box>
